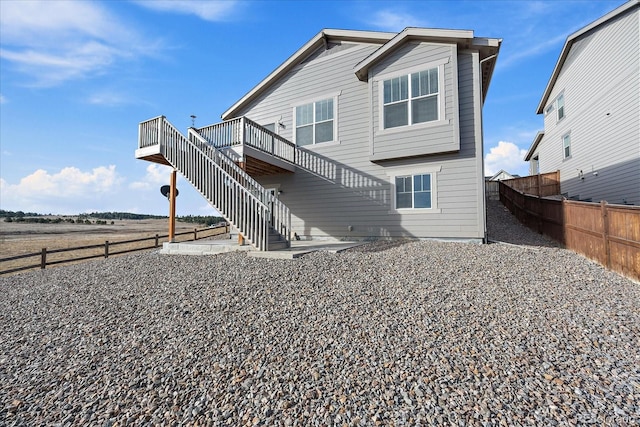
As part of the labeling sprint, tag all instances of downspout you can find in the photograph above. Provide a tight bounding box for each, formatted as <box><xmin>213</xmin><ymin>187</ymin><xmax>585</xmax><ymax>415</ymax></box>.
<box><xmin>478</xmin><ymin>53</ymin><xmax>497</xmax><ymax>244</ymax></box>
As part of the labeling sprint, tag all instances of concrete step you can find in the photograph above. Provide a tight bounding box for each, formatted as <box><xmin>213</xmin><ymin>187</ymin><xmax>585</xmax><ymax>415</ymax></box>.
<box><xmin>160</xmin><ymin>240</ymin><xmax>254</xmax><ymax>255</ymax></box>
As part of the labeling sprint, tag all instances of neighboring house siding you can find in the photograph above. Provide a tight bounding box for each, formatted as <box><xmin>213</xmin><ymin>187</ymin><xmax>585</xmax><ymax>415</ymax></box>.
<box><xmin>537</xmin><ymin>7</ymin><xmax>640</xmax><ymax>204</ymax></box>
<box><xmin>234</xmin><ymin>42</ymin><xmax>486</xmax><ymax>240</ymax></box>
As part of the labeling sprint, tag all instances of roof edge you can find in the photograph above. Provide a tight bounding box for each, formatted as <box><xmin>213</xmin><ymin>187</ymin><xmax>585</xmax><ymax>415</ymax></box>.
<box><xmin>536</xmin><ymin>0</ymin><xmax>639</xmax><ymax>114</ymax></box>
<box><xmin>354</xmin><ymin>27</ymin><xmax>478</xmax><ymax>80</ymax></box>
<box><xmin>524</xmin><ymin>131</ymin><xmax>545</xmax><ymax>161</ymax></box>
<box><xmin>222</xmin><ymin>29</ymin><xmax>394</xmax><ymax>120</ymax></box>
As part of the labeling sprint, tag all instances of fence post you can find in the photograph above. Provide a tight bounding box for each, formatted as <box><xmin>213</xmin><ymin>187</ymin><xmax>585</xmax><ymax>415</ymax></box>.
<box><xmin>105</xmin><ymin>241</ymin><xmax>109</xmax><ymax>258</ymax></box>
<box><xmin>41</xmin><ymin>248</ymin><xmax>46</xmax><ymax>269</ymax></box>
<box><xmin>601</xmin><ymin>201</ymin><xmax>611</xmax><ymax>269</ymax></box>
<box><xmin>155</xmin><ymin>234</ymin><xmax>159</xmax><ymax>247</ymax></box>
<box><xmin>537</xmin><ymin>195</ymin><xmax>543</xmax><ymax>234</ymax></box>
<box><xmin>536</xmin><ymin>173</ymin><xmax>541</xmax><ymax>196</ymax></box>
<box><xmin>194</xmin><ymin>228</ymin><xmax>197</xmax><ymax>241</ymax></box>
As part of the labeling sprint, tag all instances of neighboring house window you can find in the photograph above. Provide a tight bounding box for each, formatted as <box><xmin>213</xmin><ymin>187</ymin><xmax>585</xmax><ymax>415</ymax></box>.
<box><xmin>557</xmin><ymin>94</ymin><xmax>565</xmax><ymax>121</ymax></box>
<box><xmin>295</xmin><ymin>98</ymin><xmax>334</xmax><ymax>146</ymax></box>
<box><xmin>562</xmin><ymin>133</ymin><xmax>571</xmax><ymax>159</ymax></box>
<box><xmin>395</xmin><ymin>174</ymin><xmax>432</xmax><ymax>209</ymax></box>
<box><xmin>545</xmin><ymin>104</ymin><xmax>554</xmax><ymax>116</ymax></box>
<box><xmin>383</xmin><ymin>67</ymin><xmax>439</xmax><ymax>129</ymax></box>
<box><xmin>532</xmin><ymin>155</ymin><xmax>540</xmax><ymax>175</ymax></box>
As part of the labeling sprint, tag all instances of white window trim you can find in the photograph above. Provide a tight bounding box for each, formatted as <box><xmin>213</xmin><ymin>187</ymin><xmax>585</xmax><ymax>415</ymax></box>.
<box><xmin>292</xmin><ymin>92</ymin><xmax>341</xmax><ymax>147</ymax></box>
<box><xmin>556</xmin><ymin>93</ymin><xmax>565</xmax><ymax>122</ymax></box>
<box><xmin>387</xmin><ymin>165</ymin><xmax>442</xmax><ymax>214</ymax></box>
<box><xmin>562</xmin><ymin>132</ymin><xmax>571</xmax><ymax>160</ymax></box>
<box><xmin>376</xmin><ymin>58</ymin><xmax>449</xmax><ymax>134</ymax></box>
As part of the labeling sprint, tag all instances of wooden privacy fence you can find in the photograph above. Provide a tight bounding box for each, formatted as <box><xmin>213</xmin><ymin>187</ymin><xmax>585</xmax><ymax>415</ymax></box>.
<box><xmin>502</xmin><ymin>170</ymin><xmax>560</xmax><ymax>196</ymax></box>
<box><xmin>0</xmin><ymin>224</ymin><xmax>229</xmax><ymax>276</ymax></box>
<box><xmin>500</xmin><ymin>181</ymin><xmax>640</xmax><ymax>281</ymax></box>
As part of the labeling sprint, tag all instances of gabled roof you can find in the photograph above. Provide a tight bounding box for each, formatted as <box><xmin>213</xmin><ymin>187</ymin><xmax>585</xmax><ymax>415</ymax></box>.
<box><xmin>536</xmin><ymin>0</ymin><xmax>639</xmax><ymax>114</ymax></box>
<box><xmin>222</xmin><ymin>29</ymin><xmax>394</xmax><ymax>120</ymax></box>
<box><xmin>222</xmin><ymin>27</ymin><xmax>501</xmax><ymax>120</ymax></box>
<box><xmin>488</xmin><ymin>170</ymin><xmax>516</xmax><ymax>181</ymax></box>
<box><xmin>524</xmin><ymin>131</ymin><xmax>545</xmax><ymax>161</ymax></box>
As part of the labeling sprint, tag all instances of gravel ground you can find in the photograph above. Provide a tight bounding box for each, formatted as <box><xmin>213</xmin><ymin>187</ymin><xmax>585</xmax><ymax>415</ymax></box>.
<box><xmin>1</xmin><ymin>201</ymin><xmax>638</xmax><ymax>426</ymax></box>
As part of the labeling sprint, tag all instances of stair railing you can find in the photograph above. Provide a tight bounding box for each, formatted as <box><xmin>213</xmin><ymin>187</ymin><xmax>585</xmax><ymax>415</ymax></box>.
<box><xmin>188</xmin><ymin>128</ymin><xmax>291</xmax><ymax>247</ymax></box>
<box><xmin>140</xmin><ymin>116</ymin><xmax>270</xmax><ymax>250</ymax></box>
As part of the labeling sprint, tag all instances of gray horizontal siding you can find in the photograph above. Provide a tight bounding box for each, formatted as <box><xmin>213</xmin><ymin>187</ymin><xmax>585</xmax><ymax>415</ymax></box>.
<box><xmin>537</xmin><ymin>7</ymin><xmax>639</xmax><ymax>204</ymax></box>
<box><xmin>234</xmin><ymin>41</ymin><xmax>485</xmax><ymax>239</ymax></box>
<box><xmin>370</xmin><ymin>42</ymin><xmax>459</xmax><ymax>159</ymax></box>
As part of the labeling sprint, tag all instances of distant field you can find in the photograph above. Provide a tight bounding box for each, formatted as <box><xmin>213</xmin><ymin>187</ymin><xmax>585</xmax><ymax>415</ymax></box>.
<box><xmin>0</xmin><ymin>218</ymin><xmax>226</xmax><ymax>274</ymax></box>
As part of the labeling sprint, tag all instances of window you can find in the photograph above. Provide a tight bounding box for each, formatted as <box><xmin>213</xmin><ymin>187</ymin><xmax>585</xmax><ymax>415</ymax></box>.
<box><xmin>562</xmin><ymin>134</ymin><xmax>571</xmax><ymax>159</ymax></box>
<box><xmin>262</xmin><ymin>123</ymin><xmax>276</xmax><ymax>132</ymax></box>
<box><xmin>557</xmin><ymin>94</ymin><xmax>565</xmax><ymax>121</ymax></box>
<box><xmin>383</xmin><ymin>67</ymin><xmax>439</xmax><ymax>129</ymax></box>
<box><xmin>295</xmin><ymin>98</ymin><xmax>334</xmax><ymax>146</ymax></box>
<box><xmin>532</xmin><ymin>155</ymin><xmax>540</xmax><ymax>175</ymax></box>
<box><xmin>395</xmin><ymin>174</ymin><xmax>432</xmax><ymax>209</ymax></box>
<box><xmin>545</xmin><ymin>104</ymin><xmax>554</xmax><ymax>116</ymax></box>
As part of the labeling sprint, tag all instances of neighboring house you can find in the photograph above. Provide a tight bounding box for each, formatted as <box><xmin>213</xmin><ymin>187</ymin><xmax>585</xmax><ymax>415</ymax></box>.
<box><xmin>525</xmin><ymin>0</ymin><xmax>640</xmax><ymax>205</ymax></box>
<box><xmin>136</xmin><ymin>27</ymin><xmax>501</xmax><ymax>250</ymax></box>
<box><xmin>487</xmin><ymin>170</ymin><xmax>517</xmax><ymax>181</ymax></box>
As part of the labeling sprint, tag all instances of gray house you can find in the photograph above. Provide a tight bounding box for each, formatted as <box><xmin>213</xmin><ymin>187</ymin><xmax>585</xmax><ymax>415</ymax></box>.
<box><xmin>137</xmin><ymin>28</ymin><xmax>501</xmax><ymax>250</ymax></box>
<box><xmin>525</xmin><ymin>0</ymin><xmax>640</xmax><ymax>205</ymax></box>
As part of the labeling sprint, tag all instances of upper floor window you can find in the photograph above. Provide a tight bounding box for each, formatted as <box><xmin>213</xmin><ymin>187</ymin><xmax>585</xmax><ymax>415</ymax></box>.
<box><xmin>295</xmin><ymin>98</ymin><xmax>334</xmax><ymax>146</ymax></box>
<box><xmin>556</xmin><ymin>94</ymin><xmax>565</xmax><ymax>121</ymax></box>
<box><xmin>395</xmin><ymin>173</ymin><xmax>432</xmax><ymax>209</ymax></box>
<box><xmin>383</xmin><ymin>67</ymin><xmax>439</xmax><ymax>129</ymax></box>
<box><xmin>562</xmin><ymin>133</ymin><xmax>571</xmax><ymax>159</ymax></box>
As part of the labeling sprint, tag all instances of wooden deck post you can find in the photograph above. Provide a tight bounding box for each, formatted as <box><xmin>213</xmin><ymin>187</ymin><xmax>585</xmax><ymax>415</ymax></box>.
<box><xmin>169</xmin><ymin>169</ymin><xmax>177</xmax><ymax>242</ymax></box>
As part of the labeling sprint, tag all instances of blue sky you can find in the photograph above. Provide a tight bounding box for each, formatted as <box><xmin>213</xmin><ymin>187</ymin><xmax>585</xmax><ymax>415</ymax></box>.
<box><xmin>0</xmin><ymin>0</ymin><xmax>626</xmax><ymax>216</ymax></box>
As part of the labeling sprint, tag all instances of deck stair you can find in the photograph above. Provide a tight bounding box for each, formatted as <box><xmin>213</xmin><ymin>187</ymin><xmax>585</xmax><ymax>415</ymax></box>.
<box><xmin>137</xmin><ymin>116</ymin><xmax>291</xmax><ymax>251</ymax></box>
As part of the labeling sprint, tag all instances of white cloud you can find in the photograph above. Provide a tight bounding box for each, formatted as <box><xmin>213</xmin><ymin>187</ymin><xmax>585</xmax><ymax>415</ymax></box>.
<box><xmin>0</xmin><ymin>0</ymin><xmax>159</xmax><ymax>86</ymax></box>
<box><xmin>134</xmin><ymin>0</ymin><xmax>238</xmax><ymax>21</ymax></box>
<box><xmin>129</xmin><ymin>164</ymin><xmax>172</xmax><ymax>190</ymax></box>
<box><xmin>484</xmin><ymin>141</ymin><xmax>529</xmax><ymax>176</ymax></box>
<box><xmin>0</xmin><ymin>165</ymin><xmax>124</xmax><ymax>214</ymax></box>
<box><xmin>366</xmin><ymin>10</ymin><xmax>428</xmax><ymax>31</ymax></box>
<box><xmin>0</xmin><ymin>94</ymin><xmax>6</xmax><ymax>104</ymax></box>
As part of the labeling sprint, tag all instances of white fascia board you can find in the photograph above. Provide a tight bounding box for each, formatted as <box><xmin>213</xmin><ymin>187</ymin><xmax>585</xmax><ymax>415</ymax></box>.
<box><xmin>354</xmin><ymin>27</ymin><xmax>477</xmax><ymax>81</ymax></box>
<box><xmin>222</xmin><ymin>29</ymin><xmax>394</xmax><ymax>120</ymax></box>
<box><xmin>536</xmin><ymin>0</ymin><xmax>639</xmax><ymax>114</ymax></box>
<box><xmin>472</xmin><ymin>37</ymin><xmax>501</xmax><ymax>48</ymax></box>
<box><xmin>524</xmin><ymin>131</ymin><xmax>545</xmax><ymax>161</ymax></box>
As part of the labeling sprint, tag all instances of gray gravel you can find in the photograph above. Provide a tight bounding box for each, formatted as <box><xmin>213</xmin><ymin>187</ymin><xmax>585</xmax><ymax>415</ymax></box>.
<box><xmin>1</xmin><ymin>201</ymin><xmax>639</xmax><ymax>426</ymax></box>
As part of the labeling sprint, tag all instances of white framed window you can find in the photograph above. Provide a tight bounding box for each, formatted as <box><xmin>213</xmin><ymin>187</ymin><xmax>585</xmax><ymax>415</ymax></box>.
<box><xmin>382</xmin><ymin>67</ymin><xmax>440</xmax><ymax>129</ymax></box>
<box><xmin>545</xmin><ymin>104</ymin><xmax>554</xmax><ymax>116</ymax></box>
<box><xmin>395</xmin><ymin>173</ymin><xmax>433</xmax><ymax>209</ymax></box>
<box><xmin>388</xmin><ymin>166</ymin><xmax>441</xmax><ymax>213</ymax></box>
<box><xmin>562</xmin><ymin>133</ymin><xmax>571</xmax><ymax>159</ymax></box>
<box><xmin>556</xmin><ymin>94</ymin><xmax>565</xmax><ymax>121</ymax></box>
<box><xmin>294</xmin><ymin>96</ymin><xmax>337</xmax><ymax>146</ymax></box>
<box><xmin>531</xmin><ymin>155</ymin><xmax>540</xmax><ymax>175</ymax></box>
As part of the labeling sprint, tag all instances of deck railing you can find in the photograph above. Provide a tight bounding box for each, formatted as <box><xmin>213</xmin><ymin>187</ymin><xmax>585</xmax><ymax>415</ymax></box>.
<box><xmin>137</xmin><ymin>116</ymin><xmax>290</xmax><ymax>250</ymax></box>
<box><xmin>138</xmin><ymin>115</ymin><xmax>165</xmax><ymax>149</ymax></box>
<box><xmin>196</xmin><ymin>117</ymin><xmax>296</xmax><ymax>164</ymax></box>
